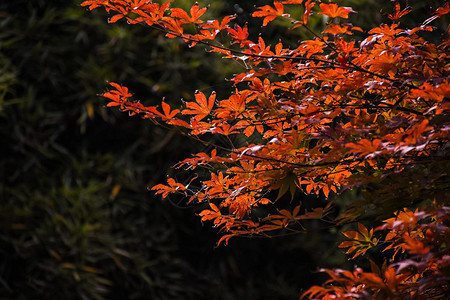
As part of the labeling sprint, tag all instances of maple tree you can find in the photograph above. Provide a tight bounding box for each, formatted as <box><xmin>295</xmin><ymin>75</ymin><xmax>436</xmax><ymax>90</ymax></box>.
<box><xmin>82</xmin><ymin>0</ymin><xmax>449</xmax><ymax>298</ymax></box>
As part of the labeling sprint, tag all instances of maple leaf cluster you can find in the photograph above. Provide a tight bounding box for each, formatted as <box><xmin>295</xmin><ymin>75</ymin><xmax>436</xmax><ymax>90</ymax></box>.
<box><xmin>306</xmin><ymin>207</ymin><xmax>450</xmax><ymax>299</ymax></box>
<box><xmin>82</xmin><ymin>0</ymin><xmax>449</xmax><ymax>298</ymax></box>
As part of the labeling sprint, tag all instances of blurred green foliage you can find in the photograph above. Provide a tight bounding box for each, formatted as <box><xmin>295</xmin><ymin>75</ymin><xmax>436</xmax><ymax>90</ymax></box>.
<box><xmin>0</xmin><ymin>0</ymin><xmax>208</xmax><ymax>298</ymax></box>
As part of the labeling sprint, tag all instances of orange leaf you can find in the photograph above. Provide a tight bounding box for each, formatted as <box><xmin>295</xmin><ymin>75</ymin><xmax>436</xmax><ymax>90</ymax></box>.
<box><xmin>109</xmin><ymin>14</ymin><xmax>124</xmax><ymax>23</ymax></box>
<box><xmin>302</xmin><ymin>0</ymin><xmax>315</xmax><ymax>25</ymax></box>
<box><xmin>386</xmin><ymin>2</ymin><xmax>412</xmax><ymax>21</ymax></box>
<box><xmin>182</xmin><ymin>91</ymin><xmax>216</xmax><ymax>121</ymax></box>
<box><xmin>170</xmin><ymin>3</ymin><xmax>208</xmax><ymax>24</ymax></box>
<box><xmin>282</xmin><ymin>0</ymin><xmax>303</xmax><ymax>4</ymax></box>
<box><xmin>227</xmin><ymin>24</ymin><xmax>249</xmax><ymax>43</ymax></box>
<box><xmin>252</xmin><ymin>1</ymin><xmax>286</xmax><ymax>26</ymax></box>
<box><xmin>346</xmin><ymin>139</ymin><xmax>382</xmax><ymax>158</ymax></box>
<box><xmin>152</xmin><ymin>178</ymin><xmax>186</xmax><ymax>198</ymax></box>
<box><xmin>217</xmin><ymin>234</ymin><xmax>235</xmax><ymax>246</ymax></box>
<box><xmin>161</xmin><ymin>101</ymin><xmax>179</xmax><ymax>120</ymax></box>
<box><xmin>318</xmin><ymin>3</ymin><xmax>355</xmax><ymax>19</ymax></box>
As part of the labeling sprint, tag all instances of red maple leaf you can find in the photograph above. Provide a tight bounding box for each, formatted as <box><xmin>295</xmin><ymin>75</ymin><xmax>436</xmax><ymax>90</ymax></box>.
<box><xmin>182</xmin><ymin>91</ymin><xmax>216</xmax><ymax>121</ymax></box>
<box><xmin>318</xmin><ymin>3</ymin><xmax>355</xmax><ymax>19</ymax></box>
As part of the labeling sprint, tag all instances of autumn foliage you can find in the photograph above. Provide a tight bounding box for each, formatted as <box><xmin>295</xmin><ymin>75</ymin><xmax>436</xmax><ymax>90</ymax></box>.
<box><xmin>82</xmin><ymin>0</ymin><xmax>449</xmax><ymax>298</ymax></box>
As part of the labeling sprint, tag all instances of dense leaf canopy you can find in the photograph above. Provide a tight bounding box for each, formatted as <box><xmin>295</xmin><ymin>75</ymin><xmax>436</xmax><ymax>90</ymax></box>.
<box><xmin>82</xmin><ymin>0</ymin><xmax>449</xmax><ymax>298</ymax></box>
